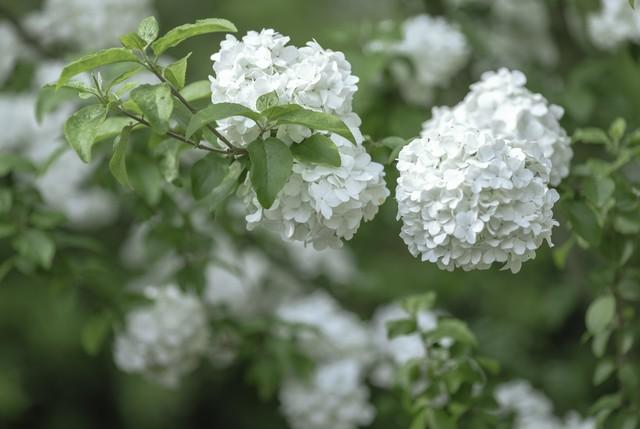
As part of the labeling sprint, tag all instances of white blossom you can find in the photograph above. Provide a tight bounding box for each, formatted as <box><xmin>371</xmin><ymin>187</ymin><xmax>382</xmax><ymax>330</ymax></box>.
<box><xmin>370</xmin><ymin>15</ymin><xmax>469</xmax><ymax>106</ymax></box>
<box><xmin>279</xmin><ymin>358</ymin><xmax>376</xmax><ymax>429</ymax></box>
<box><xmin>588</xmin><ymin>0</ymin><xmax>640</xmax><ymax>50</ymax></box>
<box><xmin>283</xmin><ymin>240</ymin><xmax>358</xmax><ymax>284</ymax></box>
<box><xmin>423</xmin><ymin>69</ymin><xmax>572</xmax><ymax>186</ymax></box>
<box><xmin>0</xmin><ymin>24</ymin><xmax>23</xmax><ymax>85</ymax></box>
<box><xmin>241</xmin><ymin>133</ymin><xmax>389</xmax><ymax>250</ymax></box>
<box><xmin>114</xmin><ymin>285</ymin><xmax>210</xmax><ymax>387</ymax></box>
<box><xmin>209</xmin><ymin>29</ymin><xmax>359</xmax><ymax>147</ymax></box>
<box><xmin>397</xmin><ymin>123</ymin><xmax>559</xmax><ymax>273</ymax></box>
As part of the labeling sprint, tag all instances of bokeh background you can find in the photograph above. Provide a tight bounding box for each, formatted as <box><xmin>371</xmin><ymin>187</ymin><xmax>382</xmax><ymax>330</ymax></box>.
<box><xmin>1</xmin><ymin>0</ymin><xmax>638</xmax><ymax>427</ymax></box>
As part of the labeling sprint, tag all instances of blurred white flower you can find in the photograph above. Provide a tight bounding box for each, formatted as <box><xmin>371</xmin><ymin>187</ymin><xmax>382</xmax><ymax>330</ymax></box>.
<box><xmin>0</xmin><ymin>24</ymin><xmax>24</xmax><ymax>85</ymax></box>
<box><xmin>284</xmin><ymin>240</ymin><xmax>358</xmax><ymax>284</ymax></box>
<box><xmin>210</xmin><ymin>29</ymin><xmax>359</xmax><ymax>147</ymax></box>
<box><xmin>370</xmin><ymin>304</ymin><xmax>437</xmax><ymax>387</ymax></box>
<box><xmin>397</xmin><ymin>123</ymin><xmax>559</xmax><ymax>273</ymax></box>
<box><xmin>241</xmin><ymin>133</ymin><xmax>389</xmax><ymax>250</ymax></box>
<box><xmin>423</xmin><ymin>69</ymin><xmax>572</xmax><ymax>186</ymax></box>
<box><xmin>279</xmin><ymin>358</ymin><xmax>375</xmax><ymax>429</ymax></box>
<box><xmin>588</xmin><ymin>0</ymin><xmax>640</xmax><ymax>50</ymax></box>
<box><xmin>114</xmin><ymin>285</ymin><xmax>210</xmax><ymax>388</ymax></box>
<box><xmin>370</xmin><ymin>15</ymin><xmax>469</xmax><ymax>106</ymax></box>
<box><xmin>275</xmin><ymin>290</ymin><xmax>372</xmax><ymax>363</ymax></box>
<box><xmin>25</xmin><ymin>0</ymin><xmax>153</xmax><ymax>51</ymax></box>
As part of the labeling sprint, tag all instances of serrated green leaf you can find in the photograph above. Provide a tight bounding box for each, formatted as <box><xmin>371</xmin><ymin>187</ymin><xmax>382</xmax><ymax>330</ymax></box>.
<box><xmin>186</xmin><ymin>103</ymin><xmax>260</xmax><ymax>138</ymax></box>
<box><xmin>180</xmin><ymin>80</ymin><xmax>211</xmax><ymax>102</ymax></box>
<box><xmin>586</xmin><ymin>295</ymin><xmax>616</xmax><ymax>335</ymax></box>
<box><xmin>12</xmin><ymin>229</ymin><xmax>55</xmax><ymax>270</ymax></box>
<box><xmin>120</xmin><ymin>32</ymin><xmax>146</xmax><ymax>50</ymax></box>
<box><xmin>130</xmin><ymin>84</ymin><xmax>174</xmax><ymax>134</ymax></box>
<box><xmin>137</xmin><ymin>16</ymin><xmax>159</xmax><ymax>45</ymax></box>
<box><xmin>267</xmin><ymin>105</ymin><xmax>356</xmax><ymax>143</ymax></box>
<box><xmin>57</xmin><ymin>48</ymin><xmax>139</xmax><ymax>88</ymax></box>
<box><xmin>63</xmin><ymin>104</ymin><xmax>108</xmax><ymax>163</ymax></box>
<box><xmin>109</xmin><ymin>126</ymin><xmax>132</xmax><ymax>189</ymax></box>
<box><xmin>151</xmin><ymin>18</ymin><xmax>237</xmax><ymax>56</ymax></box>
<box><xmin>248</xmin><ymin>137</ymin><xmax>293</xmax><ymax>209</ymax></box>
<box><xmin>163</xmin><ymin>53</ymin><xmax>191</xmax><ymax>90</ymax></box>
<box><xmin>191</xmin><ymin>154</ymin><xmax>229</xmax><ymax>199</ymax></box>
<box><xmin>592</xmin><ymin>330</ymin><xmax>610</xmax><ymax>358</ymax></box>
<box><xmin>291</xmin><ymin>134</ymin><xmax>341</xmax><ymax>167</ymax></box>
<box><xmin>256</xmin><ymin>91</ymin><xmax>279</xmax><ymax>112</ymax></box>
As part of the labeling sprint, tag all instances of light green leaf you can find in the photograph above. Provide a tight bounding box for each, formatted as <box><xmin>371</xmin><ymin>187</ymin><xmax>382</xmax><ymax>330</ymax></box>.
<box><xmin>614</xmin><ymin>214</ymin><xmax>640</xmax><ymax>235</ymax></box>
<box><xmin>57</xmin><ymin>48</ymin><xmax>139</xmax><ymax>88</ymax></box>
<box><xmin>95</xmin><ymin>117</ymin><xmax>137</xmax><ymax>143</ymax></box>
<box><xmin>291</xmin><ymin>134</ymin><xmax>341</xmax><ymax>167</ymax></box>
<box><xmin>401</xmin><ymin>292</ymin><xmax>437</xmax><ymax>317</ymax></box>
<box><xmin>163</xmin><ymin>53</ymin><xmax>191</xmax><ymax>89</ymax></box>
<box><xmin>186</xmin><ymin>103</ymin><xmax>260</xmax><ymax>138</ymax></box>
<box><xmin>0</xmin><ymin>155</ymin><xmax>36</xmax><ymax>176</ymax></box>
<box><xmin>81</xmin><ymin>313</ymin><xmax>112</xmax><ymax>356</ymax></box>
<box><xmin>584</xmin><ymin>176</ymin><xmax>615</xmax><ymax>208</ymax></box>
<box><xmin>267</xmin><ymin>105</ymin><xmax>356</xmax><ymax>143</ymax></box>
<box><xmin>154</xmin><ymin>139</ymin><xmax>182</xmax><ymax>183</ymax></box>
<box><xmin>36</xmin><ymin>84</ymin><xmax>89</xmax><ymax>123</ymax></box>
<box><xmin>609</xmin><ymin>118</ymin><xmax>626</xmax><ymax>143</ymax></box>
<box><xmin>151</xmin><ymin>18</ymin><xmax>237</xmax><ymax>56</ymax></box>
<box><xmin>256</xmin><ymin>91</ymin><xmax>279</xmax><ymax>112</ymax></box>
<box><xmin>552</xmin><ymin>237</ymin><xmax>575</xmax><ymax>269</ymax></box>
<box><xmin>248</xmin><ymin>137</ymin><xmax>293</xmax><ymax>209</ymax></box>
<box><xmin>572</xmin><ymin>128</ymin><xmax>610</xmax><ymax>146</ymax></box>
<box><xmin>63</xmin><ymin>104</ymin><xmax>108</xmax><ymax>163</ymax></box>
<box><xmin>128</xmin><ymin>155</ymin><xmax>163</xmax><ymax>206</ymax></box>
<box><xmin>191</xmin><ymin>154</ymin><xmax>229</xmax><ymax>199</ymax></box>
<box><xmin>107</xmin><ymin>65</ymin><xmax>146</xmax><ymax>91</ymax></box>
<box><xmin>137</xmin><ymin>16</ymin><xmax>159</xmax><ymax>45</ymax></box>
<box><xmin>586</xmin><ymin>295</ymin><xmax>616</xmax><ymax>335</ymax></box>
<box><xmin>120</xmin><ymin>32</ymin><xmax>146</xmax><ymax>50</ymax></box>
<box><xmin>130</xmin><ymin>84</ymin><xmax>174</xmax><ymax>134</ymax></box>
<box><xmin>428</xmin><ymin>319</ymin><xmax>477</xmax><ymax>347</ymax></box>
<box><xmin>180</xmin><ymin>80</ymin><xmax>211</xmax><ymax>102</ymax></box>
<box><xmin>594</xmin><ymin>359</ymin><xmax>616</xmax><ymax>385</ymax></box>
<box><xmin>386</xmin><ymin>318</ymin><xmax>417</xmax><ymax>339</ymax></box>
<box><xmin>109</xmin><ymin>126</ymin><xmax>132</xmax><ymax>189</ymax></box>
<box><xmin>12</xmin><ymin>229</ymin><xmax>55</xmax><ymax>269</ymax></box>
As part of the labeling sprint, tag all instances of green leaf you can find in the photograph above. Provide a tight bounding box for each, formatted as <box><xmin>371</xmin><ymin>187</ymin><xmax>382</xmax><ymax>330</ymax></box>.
<box><xmin>586</xmin><ymin>295</ymin><xmax>616</xmax><ymax>335</ymax></box>
<box><xmin>119</xmin><ymin>32</ymin><xmax>146</xmax><ymax>50</ymax></box>
<box><xmin>256</xmin><ymin>91</ymin><xmax>279</xmax><ymax>112</ymax></box>
<box><xmin>584</xmin><ymin>176</ymin><xmax>615</xmax><ymax>208</ymax></box>
<box><xmin>568</xmin><ymin>201</ymin><xmax>602</xmax><ymax>247</ymax></box>
<box><xmin>267</xmin><ymin>105</ymin><xmax>356</xmax><ymax>143</ymax></box>
<box><xmin>572</xmin><ymin>128</ymin><xmax>610</xmax><ymax>146</ymax></box>
<box><xmin>12</xmin><ymin>229</ymin><xmax>55</xmax><ymax>269</ymax></box>
<box><xmin>191</xmin><ymin>154</ymin><xmax>229</xmax><ymax>199</ymax></box>
<box><xmin>631</xmin><ymin>0</ymin><xmax>636</xmax><ymax>9</ymax></box>
<box><xmin>386</xmin><ymin>318</ymin><xmax>418</xmax><ymax>339</ymax></box>
<box><xmin>151</xmin><ymin>18</ymin><xmax>237</xmax><ymax>56</ymax></box>
<box><xmin>426</xmin><ymin>409</ymin><xmax>455</xmax><ymax>429</ymax></box>
<box><xmin>0</xmin><ymin>155</ymin><xmax>35</xmax><ymax>176</ymax></box>
<box><xmin>552</xmin><ymin>237</ymin><xmax>575</xmax><ymax>269</ymax></box>
<box><xmin>0</xmin><ymin>258</ymin><xmax>13</xmax><ymax>283</ymax></box>
<box><xmin>248</xmin><ymin>137</ymin><xmax>293</xmax><ymax>209</ymax></box>
<box><xmin>428</xmin><ymin>319</ymin><xmax>477</xmax><ymax>347</ymax></box>
<box><xmin>36</xmin><ymin>85</ymin><xmax>86</xmax><ymax>123</ymax></box>
<box><xmin>291</xmin><ymin>134</ymin><xmax>341</xmax><ymax>167</ymax></box>
<box><xmin>163</xmin><ymin>53</ymin><xmax>191</xmax><ymax>89</ymax></box>
<box><xmin>592</xmin><ymin>330</ymin><xmax>611</xmax><ymax>358</ymax></box>
<box><xmin>81</xmin><ymin>313</ymin><xmax>112</xmax><ymax>356</ymax></box>
<box><xmin>57</xmin><ymin>48</ymin><xmax>139</xmax><ymax>88</ymax></box>
<box><xmin>614</xmin><ymin>214</ymin><xmax>640</xmax><ymax>235</ymax></box>
<box><xmin>64</xmin><ymin>104</ymin><xmax>108</xmax><ymax>163</ymax></box>
<box><xmin>130</xmin><ymin>84</ymin><xmax>174</xmax><ymax>134</ymax></box>
<box><xmin>207</xmin><ymin>160</ymin><xmax>245</xmax><ymax>210</ymax></box>
<box><xmin>0</xmin><ymin>189</ymin><xmax>12</xmax><ymax>214</ymax></box>
<box><xmin>609</xmin><ymin>118</ymin><xmax>626</xmax><ymax>143</ymax></box>
<box><xmin>594</xmin><ymin>359</ymin><xmax>616</xmax><ymax>385</ymax></box>
<box><xmin>155</xmin><ymin>140</ymin><xmax>182</xmax><ymax>183</ymax></box>
<box><xmin>180</xmin><ymin>80</ymin><xmax>211</xmax><ymax>102</ymax></box>
<box><xmin>186</xmin><ymin>103</ymin><xmax>260</xmax><ymax>139</ymax></box>
<box><xmin>95</xmin><ymin>117</ymin><xmax>137</xmax><ymax>143</ymax></box>
<box><xmin>107</xmin><ymin>65</ymin><xmax>146</xmax><ymax>91</ymax></box>
<box><xmin>137</xmin><ymin>16</ymin><xmax>159</xmax><ymax>45</ymax></box>
<box><xmin>401</xmin><ymin>292</ymin><xmax>437</xmax><ymax>317</ymax></box>
<box><xmin>128</xmin><ymin>155</ymin><xmax>163</xmax><ymax>206</ymax></box>
<box><xmin>109</xmin><ymin>126</ymin><xmax>132</xmax><ymax>189</ymax></box>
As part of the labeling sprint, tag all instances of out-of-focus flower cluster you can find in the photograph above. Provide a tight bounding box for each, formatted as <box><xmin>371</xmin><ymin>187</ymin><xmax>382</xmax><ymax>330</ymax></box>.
<box><xmin>588</xmin><ymin>0</ymin><xmax>640</xmax><ymax>50</ymax></box>
<box><xmin>210</xmin><ymin>29</ymin><xmax>390</xmax><ymax>250</ymax></box>
<box><xmin>397</xmin><ymin>69</ymin><xmax>568</xmax><ymax>272</ymax></box>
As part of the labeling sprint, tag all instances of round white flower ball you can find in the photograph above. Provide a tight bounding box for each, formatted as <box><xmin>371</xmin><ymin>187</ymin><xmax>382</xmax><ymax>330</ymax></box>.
<box><xmin>279</xmin><ymin>358</ymin><xmax>375</xmax><ymax>429</ymax></box>
<box><xmin>397</xmin><ymin>123</ymin><xmax>559</xmax><ymax>273</ymax></box>
<box><xmin>209</xmin><ymin>29</ymin><xmax>359</xmax><ymax>147</ymax></box>
<box><xmin>113</xmin><ymin>285</ymin><xmax>209</xmax><ymax>387</ymax></box>
<box><xmin>241</xmin><ymin>133</ymin><xmax>389</xmax><ymax>250</ymax></box>
<box><xmin>424</xmin><ymin>69</ymin><xmax>572</xmax><ymax>186</ymax></box>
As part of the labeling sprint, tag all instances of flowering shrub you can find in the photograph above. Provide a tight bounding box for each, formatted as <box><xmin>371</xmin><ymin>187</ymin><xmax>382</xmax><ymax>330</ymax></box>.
<box><xmin>1</xmin><ymin>0</ymin><xmax>640</xmax><ymax>428</ymax></box>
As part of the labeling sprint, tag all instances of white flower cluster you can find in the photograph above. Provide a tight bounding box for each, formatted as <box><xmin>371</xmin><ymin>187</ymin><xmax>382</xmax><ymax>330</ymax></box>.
<box><xmin>276</xmin><ymin>291</ymin><xmax>375</xmax><ymax>429</ymax></box>
<box><xmin>370</xmin><ymin>304</ymin><xmax>437</xmax><ymax>388</ymax></box>
<box><xmin>397</xmin><ymin>124</ymin><xmax>559</xmax><ymax>273</ymax></box>
<box><xmin>284</xmin><ymin>240</ymin><xmax>357</xmax><ymax>284</ymax></box>
<box><xmin>25</xmin><ymin>0</ymin><xmax>153</xmax><ymax>51</ymax></box>
<box><xmin>0</xmin><ymin>24</ymin><xmax>24</xmax><ymax>85</ymax></box>
<box><xmin>423</xmin><ymin>69</ymin><xmax>572</xmax><ymax>186</ymax></box>
<box><xmin>495</xmin><ymin>381</ymin><xmax>595</xmax><ymax>429</ymax></box>
<box><xmin>241</xmin><ymin>133</ymin><xmax>389</xmax><ymax>250</ymax></box>
<box><xmin>114</xmin><ymin>285</ymin><xmax>210</xmax><ymax>388</ymax></box>
<box><xmin>370</xmin><ymin>15</ymin><xmax>470</xmax><ymax>106</ymax></box>
<box><xmin>588</xmin><ymin>0</ymin><xmax>640</xmax><ymax>50</ymax></box>
<box><xmin>211</xmin><ymin>29</ymin><xmax>389</xmax><ymax>249</ymax></box>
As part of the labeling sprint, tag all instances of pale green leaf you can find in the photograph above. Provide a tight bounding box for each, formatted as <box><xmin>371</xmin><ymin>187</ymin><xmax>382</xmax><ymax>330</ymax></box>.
<box><xmin>180</xmin><ymin>80</ymin><xmax>211</xmax><ymax>102</ymax></box>
<box><xmin>120</xmin><ymin>32</ymin><xmax>146</xmax><ymax>50</ymax></box>
<box><xmin>63</xmin><ymin>104</ymin><xmax>108</xmax><ymax>163</ymax></box>
<box><xmin>584</xmin><ymin>176</ymin><xmax>615</xmax><ymax>208</ymax></box>
<box><xmin>57</xmin><ymin>48</ymin><xmax>139</xmax><ymax>88</ymax></box>
<box><xmin>256</xmin><ymin>91</ymin><xmax>279</xmax><ymax>112</ymax></box>
<box><xmin>12</xmin><ymin>229</ymin><xmax>55</xmax><ymax>269</ymax></box>
<box><xmin>95</xmin><ymin>117</ymin><xmax>137</xmax><ymax>143</ymax></box>
<box><xmin>151</xmin><ymin>18</ymin><xmax>237</xmax><ymax>56</ymax></box>
<box><xmin>163</xmin><ymin>53</ymin><xmax>191</xmax><ymax>89</ymax></box>
<box><xmin>137</xmin><ymin>16</ymin><xmax>159</xmax><ymax>45</ymax></box>
<box><xmin>130</xmin><ymin>84</ymin><xmax>174</xmax><ymax>134</ymax></box>
<box><xmin>586</xmin><ymin>295</ymin><xmax>616</xmax><ymax>334</ymax></box>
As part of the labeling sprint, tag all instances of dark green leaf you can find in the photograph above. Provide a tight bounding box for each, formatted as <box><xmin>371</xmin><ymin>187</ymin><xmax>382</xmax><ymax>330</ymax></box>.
<box><xmin>267</xmin><ymin>105</ymin><xmax>356</xmax><ymax>143</ymax></box>
<box><xmin>180</xmin><ymin>80</ymin><xmax>211</xmax><ymax>102</ymax></box>
<box><xmin>291</xmin><ymin>134</ymin><xmax>341</xmax><ymax>167</ymax></box>
<box><xmin>151</xmin><ymin>18</ymin><xmax>237</xmax><ymax>55</ymax></box>
<box><xmin>386</xmin><ymin>318</ymin><xmax>417</xmax><ymax>339</ymax></box>
<box><xmin>256</xmin><ymin>91</ymin><xmax>279</xmax><ymax>112</ymax></box>
<box><xmin>64</xmin><ymin>104</ymin><xmax>108</xmax><ymax>163</ymax></box>
<box><xmin>109</xmin><ymin>126</ymin><xmax>132</xmax><ymax>188</ymax></box>
<box><xmin>128</xmin><ymin>155</ymin><xmax>163</xmax><ymax>205</ymax></box>
<box><xmin>191</xmin><ymin>154</ymin><xmax>229</xmax><ymax>199</ymax></box>
<box><xmin>0</xmin><ymin>189</ymin><xmax>12</xmax><ymax>213</ymax></box>
<box><xmin>568</xmin><ymin>201</ymin><xmax>602</xmax><ymax>247</ymax></box>
<box><xmin>12</xmin><ymin>229</ymin><xmax>55</xmax><ymax>269</ymax></box>
<box><xmin>207</xmin><ymin>160</ymin><xmax>245</xmax><ymax>211</ymax></box>
<box><xmin>130</xmin><ymin>84</ymin><xmax>174</xmax><ymax>134</ymax></box>
<box><xmin>186</xmin><ymin>103</ymin><xmax>260</xmax><ymax>138</ymax></box>
<box><xmin>163</xmin><ymin>53</ymin><xmax>191</xmax><ymax>89</ymax></box>
<box><xmin>81</xmin><ymin>313</ymin><xmax>112</xmax><ymax>356</ymax></box>
<box><xmin>137</xmin><ymin>16</ymin><xmax>159</xmax><ymax>45</ymax></box>
<box><xmin>586</xmin><ymin>295</ymin><xmax>615</xmax><ymax>335</ymax></box>
<box><xmin>57</xmin><ymin>48</ymin><xmax>138</xmax><ymax>88</ymax></box>
<box><xmin>248</xmin><ymin>137</ymin><xmax>293</xmax><ymax>209</ymax></box>
<box><xmin>95</xmin><ymin>117</ymin><xmax>137</xmax><ymax>143</ymax></box>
